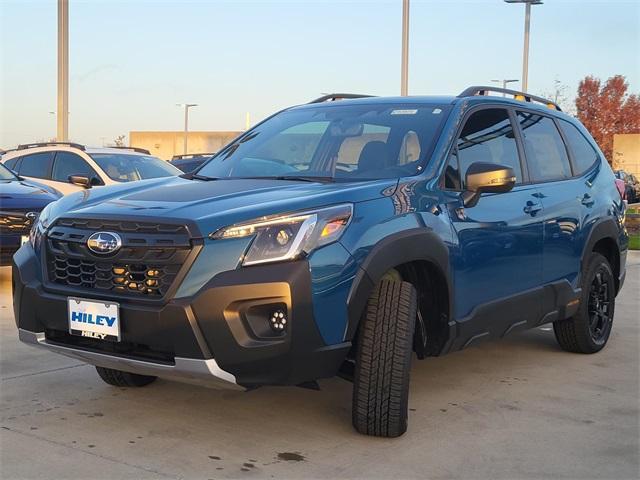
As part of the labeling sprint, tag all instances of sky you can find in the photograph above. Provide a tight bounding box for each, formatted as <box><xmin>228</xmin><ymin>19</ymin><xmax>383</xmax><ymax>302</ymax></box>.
<box><xmin>1</xmin><ymin>0</ymin><xmax>639</xmax><ymax>149</ymax></box>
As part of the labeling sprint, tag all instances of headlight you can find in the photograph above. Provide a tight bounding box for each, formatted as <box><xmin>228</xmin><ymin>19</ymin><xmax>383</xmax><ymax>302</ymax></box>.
<box><xmin>211</xmin><ymin>204</ymin><xmax>353</xmax><ymax>266</ymax></box>
<box><xmin>29</xmin><ymin>203</ymin><xmax>52</xmax><ymax>249</ymax></box>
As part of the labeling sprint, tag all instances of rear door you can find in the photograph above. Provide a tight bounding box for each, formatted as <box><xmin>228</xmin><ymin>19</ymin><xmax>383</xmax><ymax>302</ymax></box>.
<box><xmin>515</xmin><ymin>110</ymin><xmax>583</xmax><ymax>299</ymax></box>
<box><xmin>444</xmin><ymin>106</ymin><xmax>544</xmax><ymax>342</ymax></box>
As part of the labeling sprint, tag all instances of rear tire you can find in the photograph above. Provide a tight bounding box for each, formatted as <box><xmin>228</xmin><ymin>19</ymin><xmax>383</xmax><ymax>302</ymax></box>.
<box><xmin>553</xmin><ymin>252</ymin><xmax>615</xmax><ymax>354</ymax></box>
<box><xmin>95</xmin><ymin>366</ymin><xmax>157</xmax><ymax>387</ymax></box>
<box><xmin>352</xmin><ymin>279</ymin><xmax>417</xmax><ymax>438</ymax></box>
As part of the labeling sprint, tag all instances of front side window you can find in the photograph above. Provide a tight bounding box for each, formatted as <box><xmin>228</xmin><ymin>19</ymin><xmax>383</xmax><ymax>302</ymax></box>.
<box><xmin>52</xmin><ymin>152</ymin><xmax>97</xmax><ymax>182</ymax></box>
<box><xmin>18</xmin><ymin>152</ymin><xmax>54</xmax><ymax>179</ymax></box>
<box><xmin>558</xmin><ymin>120</ymin><xmax>600</xmax><ymax>175</ymax></box>
<box><xmin>90</xmin><ymin>154</ymin><xmax>180</xmax><ymax>182</ymax></box>
<box><xmin>444</xmin><ymin>108</ymin><xmax>522</xmax><ymax>190</ymax></box>
<box><xmin>517</xmin><ymin>112</ymin><xmax>572</xmax><ymax>182</ymax></box>
<box><xmin>3</xmin><ymin>157</ymin><xmax>19</xmax><ymax>170</ymax></box>
<box><xmin>197</xmin><ymin>103</ymin><xmax>450</xmax><ymax>180</ymax></box>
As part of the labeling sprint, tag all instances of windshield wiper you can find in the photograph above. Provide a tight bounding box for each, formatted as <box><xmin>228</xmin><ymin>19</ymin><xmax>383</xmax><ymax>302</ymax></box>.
<box><xmin>180</xmin><ymin>172</ymin><xmax>220</xmax><ymax>181</ymax></box>
<box><xmin>240</xmin><ymin>175</ymin><xmax>334</xmax><ymax>183</ymax></box>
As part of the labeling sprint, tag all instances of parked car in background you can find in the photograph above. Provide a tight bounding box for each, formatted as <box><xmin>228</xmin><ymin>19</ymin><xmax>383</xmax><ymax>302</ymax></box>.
<box><xmin>170</xmin><ymin>153</ymin><xmax>215</xmax><ymax>173</ymax></box>
<box><xmin>614</xmin><ymin>170</ymin><xmax>640</xmax><ymax>203</ymax></box>
<box><xmin>13</xmin><ymin>88</ymin><xmax>627</xmax><ymax>438</ymax></box>
<box><xmin>615</xmin><ymin>178</ymin><xmax>627</xmax><ymax>202</ymax></box>
<box><xmin>1</xmin><ymin>142</ymin><xmax>181</xmax><ymax>196</ymax></box>
<box><xmin>0</xmin><ymin>163</ymin><xmax>60</xmax><ymax>265</ymax></box>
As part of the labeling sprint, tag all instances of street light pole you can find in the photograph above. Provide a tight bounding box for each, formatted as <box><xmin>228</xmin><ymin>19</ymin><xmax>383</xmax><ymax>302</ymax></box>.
<box><xmin>177</xmin><ymin>103</ymin><xmax>198</xmax><ymax>155</ymax></box>
<box><xmin>57</xmin><ymin>0</ymin><xmax>69</xmax><ymax>141</ymax></box>
<box><xmin>522</xmin><ymin>2</ymin><xmax>531</xmax><ymax>92</ymax></box>
<box><xmin>491</xmin><ymin>78</ymin><xmax>519</xmax><ymax>95</ymax></box>
<box><xmin>504</xmin><ymin>0</ymin><xmax>542</xmax><ymax>93</ymax></box>
<box><xmin>401</xmin><ymin>0</ymin><xmax>410</xmax><ymax>96</ymax></box>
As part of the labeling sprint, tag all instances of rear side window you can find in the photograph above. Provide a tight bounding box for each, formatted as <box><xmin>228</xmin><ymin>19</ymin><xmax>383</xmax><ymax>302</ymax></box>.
<box><xmin>444</xmin><ymin>108</ymin><xmax>522</xmax><ymax>190</ymax></box>
<box><xmin>558</xmin><ymin>120</ymin><xmax>599</xmax><ymax>175</ymax></box>
<box><xmin>18</xmin><ymin>152</ymin><xmax>54</xmax><ymax>179</ymax></box>
<box><xmin>517</xmin><ymin>112</ymin><xmax>571</xmax><ymax>182</ymax></box>
<box><xmin>52</xmin><ymin>152</ymin><xmax>96</xmax><ymax>182</ymax></box>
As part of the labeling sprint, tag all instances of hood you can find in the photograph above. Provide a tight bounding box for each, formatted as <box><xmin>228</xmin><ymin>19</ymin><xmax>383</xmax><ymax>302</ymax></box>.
<box><xmin>47</xmin><ymin>176</ymin><xmax>397</xmax><ymax>237</ymax></box>
<box><xmin>0</xmin><ymin>179</ymin><xmax>61</xmax><ymax>211</ymax></box>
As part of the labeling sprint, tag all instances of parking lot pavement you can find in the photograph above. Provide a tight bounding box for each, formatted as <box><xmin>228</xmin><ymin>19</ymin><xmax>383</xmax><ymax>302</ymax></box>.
<box><xmin>1</xmin><ymin>255</ymin><xmax>638</xmax><ymax>480</ymax></box>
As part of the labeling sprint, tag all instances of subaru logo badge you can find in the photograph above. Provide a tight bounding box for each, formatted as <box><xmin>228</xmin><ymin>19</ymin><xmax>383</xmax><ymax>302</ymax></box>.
<box><xmin>87</xmin><ymin>231</ymin><xmax>122</xmax><ymax>255</ymax></box>
<box><xmin>25</xmin><ymin>212</ymin><xmax>38</xmax><ymax>223</ymax></box>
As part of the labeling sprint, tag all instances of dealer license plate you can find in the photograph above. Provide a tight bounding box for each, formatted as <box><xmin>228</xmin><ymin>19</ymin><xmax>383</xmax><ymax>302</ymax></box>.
<box><xmin>68</xmin><ymin>297</ymin><xmax>120</xmax><ymax>342</ymax></box>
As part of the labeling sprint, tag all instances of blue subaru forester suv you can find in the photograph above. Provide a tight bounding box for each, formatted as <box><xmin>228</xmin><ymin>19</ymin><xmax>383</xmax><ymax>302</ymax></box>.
<box><xmin>13</xmin><ymin>87</ymin><xmax>628</xmax><ymax>437</ymax></box>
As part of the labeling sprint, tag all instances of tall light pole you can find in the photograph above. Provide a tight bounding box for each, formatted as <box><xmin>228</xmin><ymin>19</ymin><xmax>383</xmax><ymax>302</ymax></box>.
<box><xmin>57</xmin><ymin>0</ymin><xmax>69</xmax><ymax>141</ymax></box>
<box><xmin>491</xmin><ymin>78</ymin><xmax>519</xmax><ymax>95</ymax></box>
<box><xmin>400</xmin><ymin>0</ymin><xmax>410</xmax><ymax>96</ymax></box>
<box><xmin>176</xmin><ymin>103</ymin><xmax>198</xmax><ymax>155</ymax></box>
<box><xmin>504</xmin><ymin>0</ymin><xmax>543</xmax><ymax>92</ymax></box>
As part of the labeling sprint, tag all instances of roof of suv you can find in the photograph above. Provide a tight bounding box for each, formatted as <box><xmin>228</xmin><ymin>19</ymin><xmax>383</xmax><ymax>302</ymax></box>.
<box><xmin>294</xmin><ymin>94</ymin><xmax>564</xmax><ymax>116</ymax></box>
<box><xmin>1</xmin><ymin>144</ymin><xmax>152</xmax><ymax>160</ymax></box>
<box><xmin>296</xmin><ymin>87</ymin><xmax>565</xmax><ymax>116</ymax></box>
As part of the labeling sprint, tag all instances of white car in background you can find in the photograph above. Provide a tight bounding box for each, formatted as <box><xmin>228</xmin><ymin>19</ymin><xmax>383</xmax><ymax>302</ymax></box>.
<box><xmin>1</xmin><ymin>142</ymin><xmax>181</xmax><ymax>195</ymax></box>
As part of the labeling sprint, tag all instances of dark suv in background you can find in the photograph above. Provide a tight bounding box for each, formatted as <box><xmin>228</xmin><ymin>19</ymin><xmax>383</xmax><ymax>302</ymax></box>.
<box><xmin>0</xmin><ymin>163</ymin><xmax>60</xmax><ymax>265</ymax></box>
<box><xmin>13</xmin><ymin>87</ymin><xmax>627</xmax><ymax>437</ymax></box>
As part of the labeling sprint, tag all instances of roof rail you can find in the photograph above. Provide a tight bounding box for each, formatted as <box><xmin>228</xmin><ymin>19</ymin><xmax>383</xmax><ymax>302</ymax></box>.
<box><xmin>171</xmin><ymin>153</ymin><xmax>215</xmax><ymax>160</ymax></box>
<box><xmin>109</xmin><ymin>146</ymin><xmax>151</xmax><ymax>155</ymax></box>
<box><xmin>308</xmin><ymin>93</ymin><xmax>374</xmax><ymax>104</ymax></box>
<box><xmin>457</xmin><ymin>86</ymin><xmax>562</xmax><ymax>111</ymax></box>
<box><xmin>17</xmin><ymin>141</ymin><xmax>86</xmax><ymax>151</ymax></box>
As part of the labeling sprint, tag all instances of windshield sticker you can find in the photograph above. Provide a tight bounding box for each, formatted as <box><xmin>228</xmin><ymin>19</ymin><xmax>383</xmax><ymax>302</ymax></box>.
<box><xmin>432</xmin><ymin>108</ymin><xmax>442</xmax><ymax>114</ymax></box>
<box><xmin>391</xmin><ymin>109</ymin><xmax>418</xmax><ymax>115</ymax></box>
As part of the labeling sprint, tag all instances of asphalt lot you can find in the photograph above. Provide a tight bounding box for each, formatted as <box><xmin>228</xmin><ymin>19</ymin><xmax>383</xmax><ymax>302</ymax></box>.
<box><xmin>1</xmin><ymin>254</ymin><xmax>638</xmax><ymax>480</ymax></box>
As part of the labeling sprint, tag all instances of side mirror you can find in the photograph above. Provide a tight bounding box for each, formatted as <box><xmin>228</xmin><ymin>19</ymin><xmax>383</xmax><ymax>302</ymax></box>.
<box><xmin>461</xmin><ymin>162</ymin><xmax>516</xmax><ymax>207</ymax></box>
<box><xmin>68</xmin><ymin>175</ymin><xmax>91</xmax><ymax>188</ymax></box>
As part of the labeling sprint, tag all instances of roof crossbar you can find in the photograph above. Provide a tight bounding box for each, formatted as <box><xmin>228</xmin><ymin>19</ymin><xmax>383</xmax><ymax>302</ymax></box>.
<box><xmin>17</xmin><ymin>141</ymin><xmax>86</xmax><ymax>151</ymax></box>
<box><xmin>309</xmin><ymin>93</ymin><xmax>374</xmax><ymax>104</ymax></box>
<box><xmin>110</xmin><ymin>146</ymin><xmax>151</xmax><ymax>154</ymax></box>
<box><xmin>457</xmin><ymin>86</ymin><xmax>562</xmax><ymax>111</ymax></box>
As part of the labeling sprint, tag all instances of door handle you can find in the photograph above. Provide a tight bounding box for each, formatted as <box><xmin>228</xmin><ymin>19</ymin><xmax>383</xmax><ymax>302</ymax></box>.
<box><xmin>581</xmin><ymin>193</ymin><xmax>594</xmax><ymax>207</ymax></box>
<box><xmin>523</xmin><ymin>201</ymin><xmax>542</xmax><ymax>216</ymax></box>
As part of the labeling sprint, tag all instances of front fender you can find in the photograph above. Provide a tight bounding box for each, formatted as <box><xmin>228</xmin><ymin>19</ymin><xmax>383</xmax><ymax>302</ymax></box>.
<box><xmin>344</xmin><ymin>227</ymin><xmax>452</xmax><ymax>342</ymax></box>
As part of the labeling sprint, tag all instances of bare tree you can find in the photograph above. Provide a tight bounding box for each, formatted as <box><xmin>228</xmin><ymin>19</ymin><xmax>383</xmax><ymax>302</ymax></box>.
<box><xmin>113</xmin><ymin>135</ymin><xmax>126</xmax><ymax>147</ymax></box>
<box><xmin>541</xmin><ymin>77</ymin><xmax>575</xmax><ymax>115</ymax></box>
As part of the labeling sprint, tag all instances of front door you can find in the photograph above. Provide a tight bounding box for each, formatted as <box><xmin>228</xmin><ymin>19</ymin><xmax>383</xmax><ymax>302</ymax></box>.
<box><xmin>442</xmin><ymin>107</ymin><xmax>544</xmax><ymax>345</ymax></box>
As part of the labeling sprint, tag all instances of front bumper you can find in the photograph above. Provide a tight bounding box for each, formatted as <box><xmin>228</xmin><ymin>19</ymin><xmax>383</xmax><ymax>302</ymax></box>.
<box><xmin>13</xmin><ymin>244</ymin><xmax>351</xmax><ymax>388</ymax></box>
<box><xmin>0</xmin><ymin>234</ymin><xmax>22</xmax><ymax>266</ymax></box>
<box><xmin>19</xmin><ymin>329</ymin><xmax>242</xmax><ymax>389</ymax></box>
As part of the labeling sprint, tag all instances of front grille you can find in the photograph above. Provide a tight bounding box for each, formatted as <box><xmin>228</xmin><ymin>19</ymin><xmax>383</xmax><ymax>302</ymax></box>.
<box><xmin>45</xmin><ymin>219</ymin><xmax>193</xmax><ymax>299</ymax></box>
<box><xmin>0</xmin><ymin>211</ymin><xmax>33</xmax><ymax>235</ymax></box>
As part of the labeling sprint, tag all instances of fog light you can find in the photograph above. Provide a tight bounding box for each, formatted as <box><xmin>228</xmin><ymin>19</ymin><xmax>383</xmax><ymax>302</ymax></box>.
<box><xmin>269</xmin><ymin>309</ymin><xmax>287</xmax><ymax>332</ymax></box>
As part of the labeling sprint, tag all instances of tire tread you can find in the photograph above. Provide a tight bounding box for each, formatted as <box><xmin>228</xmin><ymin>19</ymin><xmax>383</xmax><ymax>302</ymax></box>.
<box><xmin>352</xmin><ymin>279</ymin><xmax>417</xmax><ymax>437</ymax></box>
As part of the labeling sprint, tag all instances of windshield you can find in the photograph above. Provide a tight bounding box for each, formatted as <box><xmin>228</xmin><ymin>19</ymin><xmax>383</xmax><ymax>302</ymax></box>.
<box><xmin>90</xmin><ymin>154</ymin><xmax>181</xmax><ymax>182</ymax></box>
<box><xmin>197</xmin><ymin>103</ymin><xmax>450</xmax><ymax>180</ymax></box>
<box><xmin>0</xmin><ymin>162</ymin><xmax>18</xmax><ymax>181</ymax></box>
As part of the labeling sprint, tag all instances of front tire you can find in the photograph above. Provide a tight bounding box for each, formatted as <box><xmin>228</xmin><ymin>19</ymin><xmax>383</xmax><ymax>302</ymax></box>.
<box><xmin>352</xmin><ymin>279</ymin><xmax>417</xmax><ymax>437</ymax></box>
<box><xmin>96</xmin><ymin>366</ymin><xmax>157</xmax><ymax>387</ymax></box>
<box><xmin>553</xmin><ymin>252</ymin><xmax>615</xmax><ymax>353</ymax></box>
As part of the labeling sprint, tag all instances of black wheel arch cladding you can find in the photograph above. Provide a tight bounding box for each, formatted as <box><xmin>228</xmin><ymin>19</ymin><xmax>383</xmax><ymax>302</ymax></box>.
<box><xmin>344</xmin><ymin>228</ymin><xmax>451</xmax><ymax>342</ymax></box>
